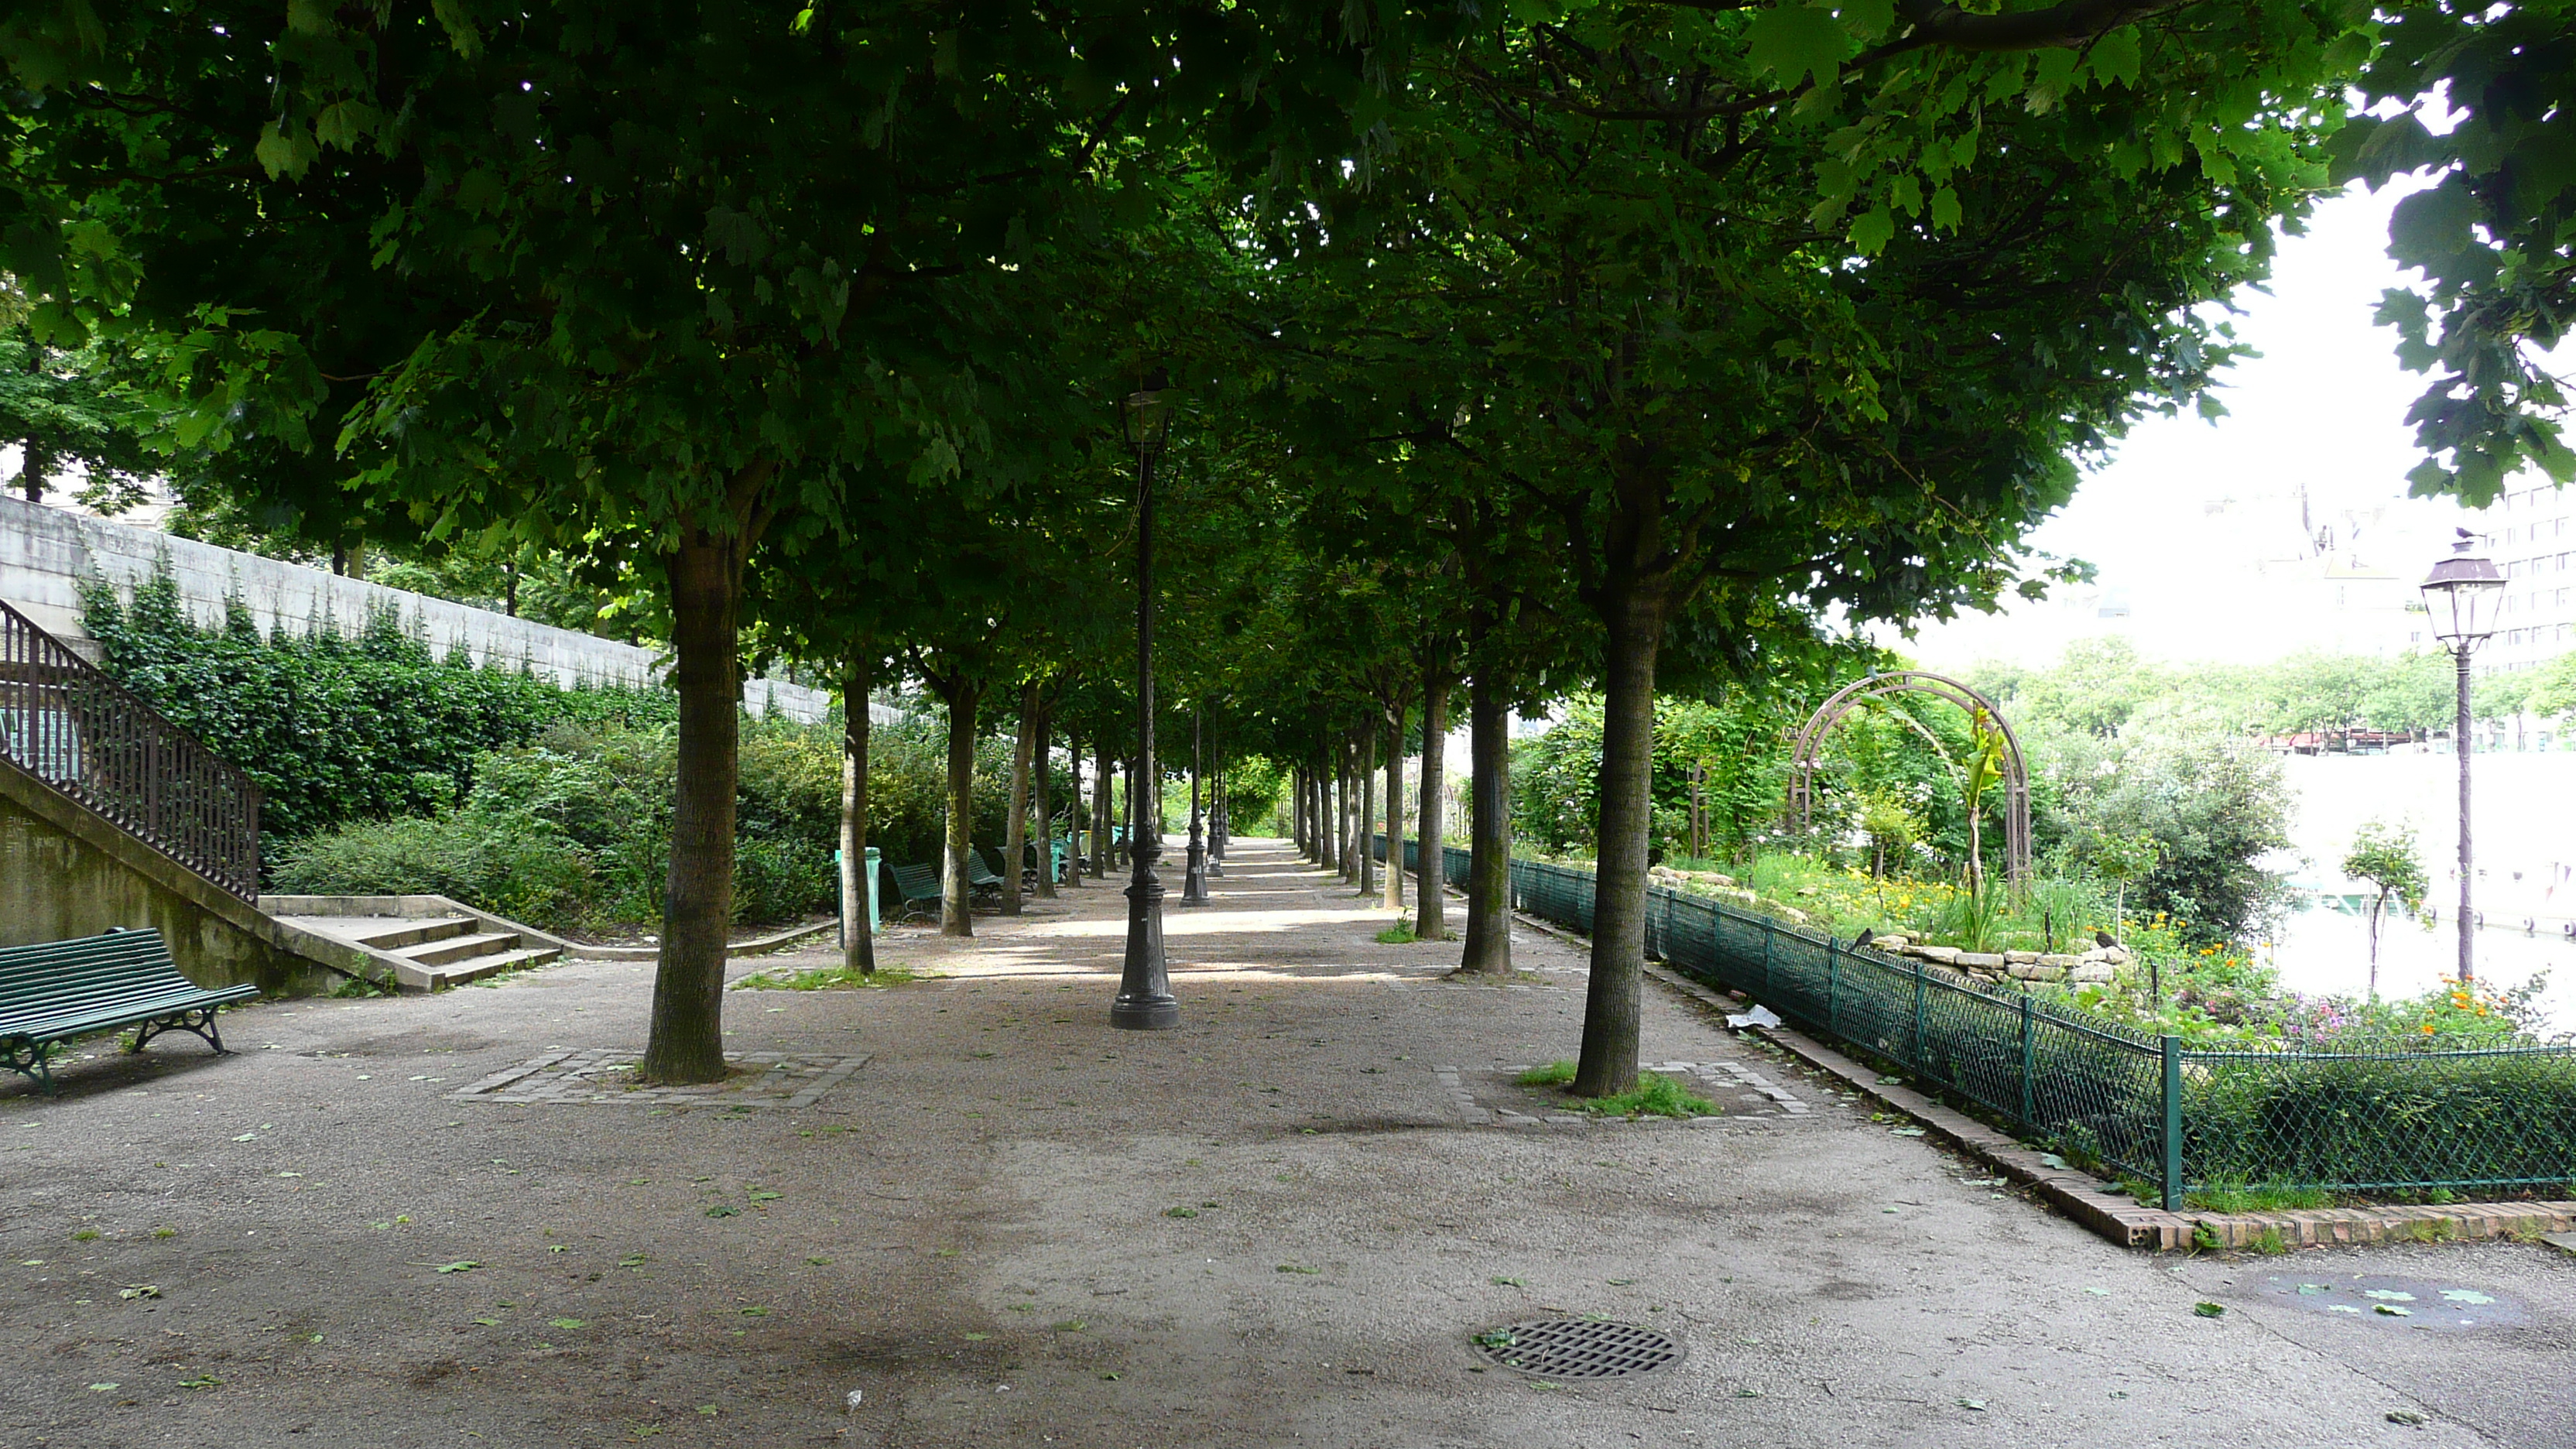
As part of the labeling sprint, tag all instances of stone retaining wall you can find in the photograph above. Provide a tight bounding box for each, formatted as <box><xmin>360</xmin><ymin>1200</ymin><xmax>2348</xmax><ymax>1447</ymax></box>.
<box><xmin>0</xmin><ymin>495</ymin><xmax>872</xmax><ymax>724</ymax></box>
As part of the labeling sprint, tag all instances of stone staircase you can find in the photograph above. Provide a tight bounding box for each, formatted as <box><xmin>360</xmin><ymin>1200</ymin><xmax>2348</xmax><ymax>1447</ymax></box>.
<box><xmin>262</xmin><ymin>896</ymin><xmax>575</xmax><ymax>992</ymax></box>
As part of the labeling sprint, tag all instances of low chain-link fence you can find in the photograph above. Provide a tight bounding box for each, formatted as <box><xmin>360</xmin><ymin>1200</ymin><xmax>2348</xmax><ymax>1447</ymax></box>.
<box><xmin>1373</xmin><ymin>836</ymin><xmax>2576</xmax><ymax>1205</ymax></box>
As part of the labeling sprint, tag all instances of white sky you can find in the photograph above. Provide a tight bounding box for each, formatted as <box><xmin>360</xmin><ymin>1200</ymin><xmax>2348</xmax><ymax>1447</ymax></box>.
<box><xmin>1896</xmin><ymin>175</ymin><xmax>2567</xmax><ymax>671</ymax></box>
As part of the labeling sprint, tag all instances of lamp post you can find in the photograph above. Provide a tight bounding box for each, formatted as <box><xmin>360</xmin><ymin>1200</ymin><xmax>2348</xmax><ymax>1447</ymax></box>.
<box><xmin>1112</xmin><ymin>373</ymin><xmax>1180</xmax><ymax>1029</ymax></box>
<box><xmin>2420</xmin><ymin>533</ymin><xmax>2505</xmax><ymax>985</ymax></box>
<box><xmin>1183</xmin><ymin>709</ymin><xmax>1211</xmax><ymax>905</ymax></box>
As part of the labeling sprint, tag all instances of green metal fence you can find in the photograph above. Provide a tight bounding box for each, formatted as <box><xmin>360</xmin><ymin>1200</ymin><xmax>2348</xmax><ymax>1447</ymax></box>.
<box><xmin>1373</xmin><ymin>837</ymin><xmax>2576</xmax><ymax>1205</ymax></box>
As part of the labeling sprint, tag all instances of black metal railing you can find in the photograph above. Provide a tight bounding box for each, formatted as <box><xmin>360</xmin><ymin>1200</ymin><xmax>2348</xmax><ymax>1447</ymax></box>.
<box><xmin>1375</xmin><ymin>835</ymin><xmax>2576</xmax><ymax>1204</ymax></box>
<box><xmin>0</xmin><ymin>599</ymin><xmax>259</xmax><ymax>900</ymax></box>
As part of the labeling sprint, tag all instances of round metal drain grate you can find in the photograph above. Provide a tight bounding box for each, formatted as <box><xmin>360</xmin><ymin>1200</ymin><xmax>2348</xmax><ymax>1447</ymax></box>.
<box><xmin>1469</xmin><ymin>1319</ymin><xmax>1681</xmax><ymax>1380</ymax></box>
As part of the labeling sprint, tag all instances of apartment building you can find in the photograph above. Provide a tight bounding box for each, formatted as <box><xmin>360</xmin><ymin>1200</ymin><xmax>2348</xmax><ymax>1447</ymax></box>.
<box><xmin>2491</xmin><ymin>482</ymin><xmax>2576</xmax><ymax>673</ymax></box>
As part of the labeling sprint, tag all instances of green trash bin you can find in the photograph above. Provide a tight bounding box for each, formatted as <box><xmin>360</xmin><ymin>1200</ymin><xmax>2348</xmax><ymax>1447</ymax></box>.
<box><xmin>834</xmin><ymin>847</ymin><xmax>883</xmax><ymax>948</ymax></box>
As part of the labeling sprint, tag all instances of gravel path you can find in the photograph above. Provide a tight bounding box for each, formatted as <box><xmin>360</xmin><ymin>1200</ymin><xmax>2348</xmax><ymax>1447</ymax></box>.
<box><xmin>0</xmin><ymin>839</ymin><xmax>2562</xmax><ymax>1447</ymax></box>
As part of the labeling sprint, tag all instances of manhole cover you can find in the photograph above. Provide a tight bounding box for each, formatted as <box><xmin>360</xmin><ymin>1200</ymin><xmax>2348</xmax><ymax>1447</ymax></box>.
<box><xmin>1469</xmin><ymin>1319</ymin><xmax>1681</xmax><ymax>1379</ymax></box>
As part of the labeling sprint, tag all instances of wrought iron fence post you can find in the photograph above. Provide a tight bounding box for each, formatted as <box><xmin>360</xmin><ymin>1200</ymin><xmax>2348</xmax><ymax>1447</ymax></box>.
<box><xmin>1822</xmin><ymin>930</ymin><xmax>1837</xmax><ymax>1034</ymax></box>
<box><xmin>1910</xmin><ymin>958</ymin><xmax>1927</xmax><ymax>1068</ymax></box>
<box><xmin>2160</xmin><ymin>1034</ymin><xmax>2184</xmax><ymax>1213</ymax></box>
<box><xmin>2017</xmin><ymin>994</ymin><xmax>2036</xmax><ymax>1127</ymax></box>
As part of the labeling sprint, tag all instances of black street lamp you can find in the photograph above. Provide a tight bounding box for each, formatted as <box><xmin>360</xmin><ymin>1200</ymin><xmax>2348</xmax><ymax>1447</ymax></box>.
<box><xmin>1112</xmin><ymin>373</ymin><xmax>1180</xmax><ymax>1030</ymax></box>
<box><xmin>2421</xmin><ymin>533</ymin><xmax>2506</xmax><ymax>985</ymax></box>
<box><xmin>1183</xmin><ymin>709</ymin><xmax>1211</xmax><ymax>905</ymax></box>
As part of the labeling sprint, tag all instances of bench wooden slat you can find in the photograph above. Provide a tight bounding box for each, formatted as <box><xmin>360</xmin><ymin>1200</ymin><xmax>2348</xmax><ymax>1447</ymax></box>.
<box><xmin>5</xmin><ymin>985</ymin><xmax>259</xmax><ymax>1041</ymax></box>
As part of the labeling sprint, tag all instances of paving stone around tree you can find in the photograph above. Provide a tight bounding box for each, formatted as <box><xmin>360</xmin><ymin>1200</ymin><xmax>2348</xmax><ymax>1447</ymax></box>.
<box><xmin>0</xmin><ymin>841</ymin><xmax>2556</xmax><ymax>1446</ymax></box>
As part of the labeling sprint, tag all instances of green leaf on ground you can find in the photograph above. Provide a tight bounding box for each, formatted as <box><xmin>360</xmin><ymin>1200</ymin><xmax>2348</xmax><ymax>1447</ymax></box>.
<box><xmin>705</xmin><ymin>1206</ymin><xmax>740</xmax><ymax>1218</ymax></box>
<box><xmin>550</xmin><ymin>1317</ymin><xmax>585</xmax><ymax>1329</ymax></box>
<box><xmin>2193</xmin><ymin>1302</ymin><xmax>2225</xmax><ymax>1317</ymax></box>
<box><xmin>1276</xmin><ymin>1264</ymin><xmax>1319</xmax><ymax>1275</ymax></box>
<box><xmin>1490</xmin><ymin>1276</ymin><xmax>1523</xmax><ymax>1286</ymax></box>
<box><xmin>433</xmin><ymin>1261</ymin><xmax>479</xmax><ymax>1274</ymax></box>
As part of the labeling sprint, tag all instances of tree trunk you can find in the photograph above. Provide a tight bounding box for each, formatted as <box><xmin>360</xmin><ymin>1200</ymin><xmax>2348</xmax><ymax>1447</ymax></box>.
<box><xmin>1358</xmin><ymin>730</ymin><xmax>1377</xmax><ymax>896</ymax></box>
<box><xmin>1093</xmin><ymin>742</ymin><xmax>1113</xmax><ymax>880</ymax></box>
<box><xmin>16</xmin><ymin>441</ymin><xmax>43</xmax><ymax>503</ymax></box>
<box><xmin>1339</xmin><ymin>747</ymin><xmax>1360</xmax><ymax>876</ymax></box>
<box><xmin>940</xmin><ymin>682</ymin><xmax>981</xmax><ymax>937</ymax></box>
<box><xmin>1004</xmin><ymin>680</ymin><xmax>1035</xmax><ymax>916</ymax></box>
<box><xmin>1382</xmin><ymin>704</ymin><xmax>1406</xmax><ymax>910</ymax></box>
<box><xmin>1319</xmin><ymin>763</ymin><xmax>1338</xmax><ymax>874</ymax></box>
<box><xmin>1348</xmin><ymin>743</ymin><xmax>1365</xmax><ymax>886</ymax></box>
<box><xmin>642</xmin><ymin>531</ymin><xmax>747</xmax><ymax>1084</ymax></box>
<box><xmin>1033</xmin><ymin>707</ymin><xmax>1057</xmax><ymax>899</ymax></box>
<box><xmin>1573</xmin><ymin>581</ymin><xmax>1667</xmax><ymax>1099</ymax></box>
<box><xmin>839</xmin><ymin>656</ymin><xmax>876</xmax><ymax>975</ymax></box>
<box><xmin>1460</xmin><ymin>663</ymin><xmax>1514</xmax><ymax>975</ymax></box>
<box><xmin>1416</xmin><ymin>670</ymin><xmax>1451</xmax><ymax>940</ymax></box>
<box><xmin>1340</xmin><ymin>746</ymin><xmax>1358</xmax><ymax>885</ymax></box>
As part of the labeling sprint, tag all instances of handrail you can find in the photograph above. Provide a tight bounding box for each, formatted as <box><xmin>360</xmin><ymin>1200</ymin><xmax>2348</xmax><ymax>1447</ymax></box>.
<box><xmin>0</xmin><ymin>599</ymin><xmax>260</xmax><ymax>901</ymax></box>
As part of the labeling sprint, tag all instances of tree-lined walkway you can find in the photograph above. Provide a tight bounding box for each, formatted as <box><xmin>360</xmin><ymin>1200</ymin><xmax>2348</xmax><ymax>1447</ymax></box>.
<box><xmin>0</xmin><ymin>841</ymin><xmax>2552</xmax><ymax>1445</ymax></box>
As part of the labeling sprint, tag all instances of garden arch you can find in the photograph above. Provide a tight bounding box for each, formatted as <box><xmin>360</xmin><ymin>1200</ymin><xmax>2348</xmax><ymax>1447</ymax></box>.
<box><xmin>1783</xmin><ymin>670</ymin><xmax>2031</xmax><ymax>882</ymax></box>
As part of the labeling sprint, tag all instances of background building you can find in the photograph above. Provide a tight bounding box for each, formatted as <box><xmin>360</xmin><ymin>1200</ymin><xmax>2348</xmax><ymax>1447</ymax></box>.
<box><xmin>2489</xmin><ymin>481</ymin><xmax>2576</xmax><ymax>675</ymax></box>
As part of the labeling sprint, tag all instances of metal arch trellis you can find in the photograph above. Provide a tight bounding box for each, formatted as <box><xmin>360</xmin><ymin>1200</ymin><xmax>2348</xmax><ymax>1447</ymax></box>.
<box><xmin>1783</xmin><ymin>670</ymin><xmax>2031</xmax><ymax>882</ymax></box>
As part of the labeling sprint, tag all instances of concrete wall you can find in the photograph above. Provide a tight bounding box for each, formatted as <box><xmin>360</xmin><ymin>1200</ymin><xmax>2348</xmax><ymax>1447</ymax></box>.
<box><xmin>0</xmin><ymin>495</ymin><xmax>869</xmax><ymax>724</ymax></box>
<box><xmin>0</xmin><ymin>755</ymin><xmax>341</xmax><ymax>998</ymax></box>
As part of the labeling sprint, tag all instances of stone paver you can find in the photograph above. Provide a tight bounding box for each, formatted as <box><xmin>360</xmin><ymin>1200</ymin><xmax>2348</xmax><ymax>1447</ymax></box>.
<box><xmin>450</xmin><ymin>1049</ymin><xmax>871</xmax><ymax>1108</ymax></box>
<box><xmin>0</xmin><ymin>838</ymin><xmax>2564</xmax><ymax>1447</ymax></box>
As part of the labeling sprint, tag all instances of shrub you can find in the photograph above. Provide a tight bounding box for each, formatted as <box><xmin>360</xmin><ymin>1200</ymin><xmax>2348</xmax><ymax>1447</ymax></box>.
<box><xmin>271</xmin><ymin>810</ymin><xmax>594</xmax><ymax>927</ymax></box>
<box><xmin>272</xmin><ymin>719</ymin><xmax>848</xmax><ymax>931</ymax></box>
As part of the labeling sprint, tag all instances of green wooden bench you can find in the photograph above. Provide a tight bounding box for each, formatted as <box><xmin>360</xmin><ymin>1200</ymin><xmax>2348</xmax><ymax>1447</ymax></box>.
<box><xmin>964</xmin><ymin>848</ymin><xmax>1007</xmax><ymax>896</ymax></box>
<box><xmin>886</xmin><ymin>862</ymin><xmax>944</xmax><ymax>921</ymax></box>
<box><xmin>0</xmin><ymin>929</ymin><xmax>260</xmax><ymax>1094</ymax></box>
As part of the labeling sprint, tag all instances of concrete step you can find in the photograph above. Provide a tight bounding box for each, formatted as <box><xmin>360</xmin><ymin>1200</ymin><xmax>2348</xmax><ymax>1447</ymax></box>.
<box><xmin>344</xmin><ymin>916</ymin><xmax>475</xmax><ymax>951</ymax></box>
<box><xmin>394</xmin><ymin>930</ymin><xmax>526</xmax><ymax>968</ymax></box>
<box><xmin>420</xmin><ymin>944</ymin><xmax>563</xmax><ymax>986</ymax></box>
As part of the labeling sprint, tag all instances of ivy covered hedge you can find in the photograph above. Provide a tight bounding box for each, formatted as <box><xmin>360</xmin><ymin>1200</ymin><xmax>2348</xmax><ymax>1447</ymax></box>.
<box><xmin>271</xmin><ymin>720</ymin><xmax>837</xmax><ymax>930</ymax></box>
<box><xmin>82</xmin><ymin>567</ymin><xmax>675</xmax><ymax>845</ymax></box>
<box><xmin>83</xmin><ymin>567</ymin><xmax>1094</xmax><ymax>932</ymax></box>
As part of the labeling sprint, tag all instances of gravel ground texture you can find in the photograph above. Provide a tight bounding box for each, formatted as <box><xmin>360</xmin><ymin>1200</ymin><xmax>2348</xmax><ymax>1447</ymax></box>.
<box><xmin>2</xmin><ymin>839</ymin><xmax>2567</xmax><ymax>1448</ymax></box>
